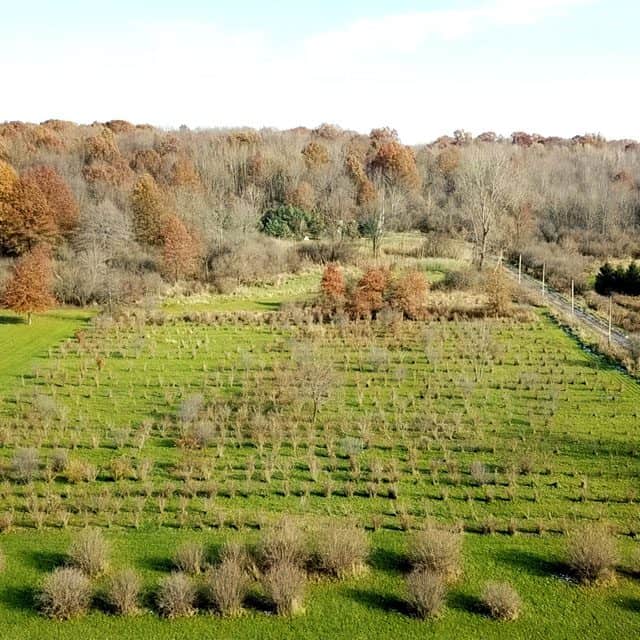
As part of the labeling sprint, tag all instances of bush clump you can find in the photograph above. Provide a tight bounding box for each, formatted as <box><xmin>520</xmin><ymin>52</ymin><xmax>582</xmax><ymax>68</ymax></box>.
<box><xmin>566</xmin><ymin>524</ymin><xmax>617</xmax><ymax>584</ymax></box>
<box><xmin>106</xmin><ymin>568</ymin><xmax>142</xmax><ymax>616</ymax></box>
<box><xmin>408</xmin><ymin>526</ymin><xmax>463</xmax><ymax>581</ymax></box>
<box><xmin>257</xmin><ymin>518</ymin><xmax>308</xmax><ymax>569</ymax></box>
<box><xmin>38</xmin><ymin>567</ymin><xmax>92</xmax><ymax>620</ymax></box>
<box><xmin>173</xmin><ymin>541</ymin><xmax>206</xmax><ymax>575</ymax></box>
<box><xmin>261</xmin><ymin>561</ymin><xmax>306</xmax><ymax>616</ymax></box>
<box><xmin>205</xmin><ymin>558</ymin><xmax>250</xmax><ymax>617</ymax></box>
<box><xmin>481</xmin><ymin>581</ymin><xmax>522</xmax><ymax>621</ymax></box>
<box><xmin>312</xmin><ymin>526</ymin><xmax>369</xmax><ymax>579</ymax></box>
<box><xmin>406</xmin><ymin>569</ymin><xmax>447</xmax><ymax>619</ymax></box>
<box><xmin>68</xmin><ymin>528</ymin><xmax>109</xmax><ymax>577</ymax></box>
<box><xmin>156</xmin><ymin>572</ymin><xmax>196</xmax><ymax>618</ymax></box>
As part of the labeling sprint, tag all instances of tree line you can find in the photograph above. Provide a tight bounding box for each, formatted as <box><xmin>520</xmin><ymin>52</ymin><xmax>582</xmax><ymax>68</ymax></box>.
<box><xmin>1</xmin><ymin>119</ymin><xmax>639</xmax><ymax>310</ymax></box>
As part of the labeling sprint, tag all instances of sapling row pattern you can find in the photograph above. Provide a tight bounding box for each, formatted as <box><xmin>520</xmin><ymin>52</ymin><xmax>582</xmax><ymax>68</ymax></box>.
<box><xmin>0</xmin><ymin>310</ymin><xmax>638</xmax><ymax>535</ymax></box>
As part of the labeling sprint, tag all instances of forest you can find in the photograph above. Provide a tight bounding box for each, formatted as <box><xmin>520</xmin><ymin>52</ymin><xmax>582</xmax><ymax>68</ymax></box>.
<box><xmin>1</xmin><ymin>120</ymin><xmax>639</xmax><ymax>308</ymax></box>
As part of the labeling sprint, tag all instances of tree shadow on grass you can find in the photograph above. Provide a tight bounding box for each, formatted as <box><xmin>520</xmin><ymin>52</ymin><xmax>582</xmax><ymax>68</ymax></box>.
<box><xmin>618</xmin><ymin>597</ymin><xmax>640</xmax><ymax>613</ymax></box>
<box><xmin>346</xmin><ymin>587</ymin><xmax>409</xmax><ymax>615</ymax></box>
<box><xmin>0</xmin><ymin>585</ymin><xmax>37</xmax><ymax>613</ymax></box>
<box><xmin>0</xmin><ymin>315</ymin><xmax>23</xmax><ymax>325</ymax></box>
<box><xmin>138</xmin><ymin>555</ymin><xmax>173</xmax><ymax>573</ymax></box>
<box><xmin>368</xmin><ymin>546</ymin><xmax>408</xmax><ymax>574</ymax></box>
<box><xmin>23</xmin><ymin>549</ymin><xmax>66</xmax><ymax>572</ymax></box>
<box><xmin>495</xmin><ymin>547</ymin><xmax>566</xmax><ymax>579</ymax></box>
<box><xmin>448</xmin><ymin>591</ymin><xmax>484</xmax><ymax>615</ymax></box>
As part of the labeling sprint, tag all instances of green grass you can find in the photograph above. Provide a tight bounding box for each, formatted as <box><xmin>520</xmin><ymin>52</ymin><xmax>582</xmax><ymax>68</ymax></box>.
<box><xmin>0</xmin><ymin>309</ymin><xmax>92</xmax><ymax>389</ymax></box>
<box><xmin>162</xmin><ymin>271</ymin><xmax>321</xmax><ymax>313</ymax></box>
<box><xmin>0</xmin><ymin>530</ymin><xmax>638</xmax><ymax>639</ymax></box>
<box><xmin>1</xmin><ymin>298</ymin><xmax>640</xmax><ymax>636</ymax></box>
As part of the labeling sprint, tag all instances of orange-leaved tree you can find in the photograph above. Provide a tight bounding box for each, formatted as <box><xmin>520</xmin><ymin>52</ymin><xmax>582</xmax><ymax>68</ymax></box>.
<box><xmin>320</xmin><ymin>262</ymin><xmax>346</xmax><ymax>314</ymax></box>
<box><xmin>161</xmin><ymin>214</ymin><xmax>202</xmax><ymax>282</ymax></box>
<box><xmin>392</xmin><ymin>270</ymin><xmax>428</xmax><ymax>319</ymax></box>
<box><xmin>130</xmin><ymin>173</ymin><xmax>167</xmax><ymax>245</ymax></box>
<box><xmin>0</xmin><ymin>174</ymin><xmax>57</xmax><ymax>256</ymax></box>
<box><xmin>1</xmin><ymin>244</ymin><xmax>56</xmax><ymax>324</ymax></box>
<box><xmin>349</xmin><ymin>266</ymin><xmax>391</xmax><ymax>319</ymax></box>
<box><xmin>24</xmin><ymin>165</ymin><xmax>79</xmax><ymax>236</ymax></box>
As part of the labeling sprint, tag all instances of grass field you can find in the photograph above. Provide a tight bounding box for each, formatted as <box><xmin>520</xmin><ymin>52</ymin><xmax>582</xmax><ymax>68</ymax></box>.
<box><xmin>0</xmin><ymin>272</ymin><xmax>639</xmax><ymax>637</ymax></box>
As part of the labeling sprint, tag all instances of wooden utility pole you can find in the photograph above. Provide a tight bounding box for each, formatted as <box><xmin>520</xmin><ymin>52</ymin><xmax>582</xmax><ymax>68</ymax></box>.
<box><xmin>518</xmin><ymin>254</ymin><xmax>522</xmax><ymax>284</ymax></box>
<box><xmin>608</xmin><ymin>296</ymin><xmax>612</xmax><ymax>345</ymax></box>
<box><xmin>571</xmin><ymin>279</ymin><xmax>575</xmax><ymax>315</ymax></box>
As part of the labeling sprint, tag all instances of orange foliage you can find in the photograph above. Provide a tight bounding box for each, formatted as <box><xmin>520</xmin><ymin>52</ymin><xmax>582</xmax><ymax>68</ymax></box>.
<box><xmin>356</xmin><ymin>179</ymin><xmax>377</xmax><ymax>206</ymax></box>
<box><xmin>0</xmin><ymin>175</ymin><xmax>57</xmax><ymax>255</ymax></box>
<box><xmin>436</xmin><ymin>147</ymin><xmax>460</xmax><ymax>176</ymax></box>
<box><xmin>302</xmin><ymin>141</ymin><xmax>330</xmax><ymax>169</ymax></box>
<box><xmin>349</xmin><ymin>266</ymin><xmax>391</xmax><ymax>319</ymax></box>
<box><xmin>85</xmin><ymin>127</ymin><xmax>120</xmax><ymax>162</ymax></box>
<box><xmin>392</xmin><ymin>270</ymin><xmax>428</xmax><ymax>319</ymax></box>
<box><xmin>161</xmin><ymin>214</ymin><xmax>202</xmax><ymax>282</ymax></box>
<box><xmin>23</xmin><ymin>166</ymin><xmax>79</xmax><ymax>235</ymax></box>
<box><xmin>369</xmin><ymin>141</ymin><xmax>420</xmax><ymax>189</ymax></box>
<box><xmin>168</xmin><ymin>154</ymin><xmax>200</xmax><ymax>188</ymax></box>
<box><xmin>286</xmin><ymin>181</ymin><xmax>315</xmax><ymax>211</ymax></box>
<box><xmin>131</xmin><ymin>173</ymin><xmax>167</xmax><ymax>245</ymax></box>
<box><xmin>0</xmin><ymin>159</ymin><xmax>18</xmax><ymax>200</ymax></box>
<box><xmin>130</xmin><ymin>148</ymin><xmax>162</xmax><ymax>176</ymax></box>
<box><xmin>1</xmin><ymin>244</ymin><xmax>55</xmax><ymax>322</ymax></box>
<box><xmin>320</xmin><ymin>263</ymin><xmax>346</xmax><ymax>312</ymax></box>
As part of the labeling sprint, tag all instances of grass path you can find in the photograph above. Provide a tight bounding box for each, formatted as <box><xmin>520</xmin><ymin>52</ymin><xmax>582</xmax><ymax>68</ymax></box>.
<box><xmin>0</xmin><ymin>310</ymin><xmax>92</xmax><ymax>390</ymax></box>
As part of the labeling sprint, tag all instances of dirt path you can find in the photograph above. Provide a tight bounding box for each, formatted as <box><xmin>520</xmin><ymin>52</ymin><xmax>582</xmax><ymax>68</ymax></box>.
<box><xmin>503</xmin><ymin>264</ymin><xmax>633</xmax><ymax>351</ymax></box>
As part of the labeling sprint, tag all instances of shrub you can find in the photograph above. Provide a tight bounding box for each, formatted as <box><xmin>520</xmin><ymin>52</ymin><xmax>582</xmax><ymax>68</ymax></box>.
<box><xmin>408</xmin><ymin>526</ymin><xmax>462</xmax><ymax>581</ymax></box>
<box><xmin>298</xmin><ymin>241</ymin><xmax>355</xmax><ymax>265</ymax></box>
<box><xmin>68</xmin><ymin>528</ymin><xmax>109</xmax><ymax>577</ymax></box>
<box><xmin>205</xmin><ymin>558</ymin><xmax>250</xmax><ymax>617</ymax></box>
<box><xmin>312</xmin><ymin>526</ymin><xmax>369</xmax><ymax>579</ymax></box>
<box><xmin>11</xmin><ymin>447</ymin><xmax>39</xmax><ymax>482</ymax></box>
<box><xmin>485</xmin><ymin>268</ymin><xmax>513</xmax><ymax>316</ymax></box>
<box><xmin>257</xmin><ymin>518</ymin><xmax>308</xmax><ymax>569</ymax></box>
<box><xmin>0</xmin><ymin>548</ymin><xmax>5</xmax><ymax>573</ymax></box>
<box><xmin>156</xmin><ymin>572</ymin><xmax>196</xmax><ymax>618</ymax></box>
<box><xmin>50</xmin><ymin>449</ymin><xmax>69</xmax><ymax>473</ymax></box>
<box><xmin>173</xmin><ymin>541</ymin><xmax>206</xmax><ymax>575</ymax></box>
<box><xmin>482</xmin><ymin>581</ymin><xmax>522</xmax><ymax>621</ymax></box>
<box><xmin>261</xmin><ymin>562</ymin><xmax>306</xmax><ymax>616</ymax></box>
<box><xmin>392</xmin><ymin>270</ymin><xmax>428</xmax><ymax>319</ymax></box>
<box><xmin>106</xmin><ymin>569</ymin><xmax>141</xmax><ymax>616</ymax></box>
<box><xmin>406</xmin><ymin>569</ymin><xmax>447</xmax><ymax>619</ymax></box>
<box><xmin>566</xmin><ymin>524</ymin><xmax>617</xmax><ymax>584</ymax></box>
<box><xmin>38</xmin><ymin>567</ymin><xmax>92</xmax><ymax>620</ymax></box>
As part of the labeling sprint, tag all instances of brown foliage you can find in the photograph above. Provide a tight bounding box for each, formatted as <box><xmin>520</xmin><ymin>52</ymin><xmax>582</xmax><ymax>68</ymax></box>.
<box><xmin>320</xmin><ymin>262</ymin><xmax>346</xmax><ymax>313</ymax></box>
<box><xmin>0</xmin><ymin>175</ymin><xmax>57</xmax><ymax>255</ymax></box>
<box><xmin>368</xmin><ymin>141</ymin><xmax>420</xmax><ymax>189</ymax></box>
<box><xmin>23</xmin><ymin>165</ymin><xmax>79</xmax><ymax>235</ymax></box>
<box><xmin>161</xmin><ymin>214</ymin><xmax>202</xmax><ymax>282</ymax></box>
<box><xmin>2</xmin><ymin>246</ymin><xmax>55</xmax><ymax>320</ymax></box>
<box><xmin>131</xmin><ymin>173</ymin><xmax>167</xmax><ymax>245</ymax></box>
<box><xmin>350</xmin><ymin>267</ymin><xmax>391</xmax><ymax>319</ymax></box>
<box><xmin>436</xmin><ymin>147</ymin><xmax>460</xmax><ymax>176</ymax></box>
<box><xmin>85</xmin><ymin>127</ymin><xmax>120</xmax><ymax>162</ymax></box>
<box><xmin>392</xmin><ymin>270</ymin><xmax>428</xmax><ymax>319</ymax></box>
<box><xmin>0</xmin><ymin>159</ymin><xmax>18</xmax><ymax>200</ymax></box>
<box><xmin>485</xmin><ymin>268</ymin><xmax>513</xmax><ymax>316</ymax></box>
<box><xmin>286</xmin><ymin>181</ymin><xmax>316</xmax><ymax>212</ymax></box>
<box><xmin>302</xmin><ymin>141</ymin><xmax>330</xmax><ymax>169</ymax></box>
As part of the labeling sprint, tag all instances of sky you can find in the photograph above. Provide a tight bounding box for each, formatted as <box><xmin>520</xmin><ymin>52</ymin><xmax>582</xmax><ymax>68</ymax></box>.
<box><xmin>1</xmin><ymin>0</ymin><xmax>639</xmax><ymax>144</ymax></box>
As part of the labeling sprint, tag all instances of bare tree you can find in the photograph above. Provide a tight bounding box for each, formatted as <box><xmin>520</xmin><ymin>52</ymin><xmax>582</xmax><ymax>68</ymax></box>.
<box><xmin>458</xmin><ymin>147</ymin><xmax>515</xmax><ymax>269</ymax></box>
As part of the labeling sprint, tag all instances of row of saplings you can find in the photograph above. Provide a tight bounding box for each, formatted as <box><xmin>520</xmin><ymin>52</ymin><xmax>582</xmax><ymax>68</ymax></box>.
<box><xmin>18</xmin><ymin>520</ymin><xmax>626</xmax><ymax>622</ymax></box>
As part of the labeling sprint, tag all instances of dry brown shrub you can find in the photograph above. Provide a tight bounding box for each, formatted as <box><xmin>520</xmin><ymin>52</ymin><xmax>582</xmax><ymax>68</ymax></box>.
<box><xmin>260</xmin><ymin>562</ymin><xmax>306</xmax><ymax>616</ymax></box>
<box><xmin>566</xmin><ymin>524</ymin><xmax>617</xmax><ymax>585</ymax></box>
<box><xmin>156</xmin><ymin>572</ymin><xmax>196</xmax><ymax>618</ymax></box>
<box><xmin>407</xmin><ymin>526</ymin><xmax>463</xmax><ymax>582</ymax></box>
<box><xmin>68</xmin><ymin>528</ymin><xmax>109</xmax><ymax>577</ymax></box>
<box><xmin>38</xmin><ymin>567</ymin><xmax>92</xmax><ymax>620</ymax></box>
<box><xmin>406</xmin><ymin>569</ymin><xmax>447</xmax><ymax>619</ymax></box>
<box><xmin>482</xmin><ymin>581</ymin><xmax>522</xmax><ymax>620</ymax></box>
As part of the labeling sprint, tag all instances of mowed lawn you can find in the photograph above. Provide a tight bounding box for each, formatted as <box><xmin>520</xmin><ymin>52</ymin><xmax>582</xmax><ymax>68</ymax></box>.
<box><xmin>0</xmin><ymin>310</ymin><xmax>92</xmax><ymax>389</ymax></box>
<box><xmin>0</xmin><ymin>296</ymin><xmax>640</xmax><ymax>637</ymax></box>
<box><xmin>0</xmin><ymin>530</ymin><xmax>638</xmax><ymax>640</ymax></box>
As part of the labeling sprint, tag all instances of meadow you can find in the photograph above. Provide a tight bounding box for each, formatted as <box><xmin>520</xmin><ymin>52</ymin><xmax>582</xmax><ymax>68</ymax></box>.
<box><xmin>0</xmin><ymin>273</ymin><xmax>639</xmax><ymax>638</ymax></box>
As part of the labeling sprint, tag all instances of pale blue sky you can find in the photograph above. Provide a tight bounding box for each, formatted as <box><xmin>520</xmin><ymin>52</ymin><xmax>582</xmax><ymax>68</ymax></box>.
<box><xmin>1</xmin><ymin>1</ymin><xmax>638</xmax><ymax>143</ymax></box>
